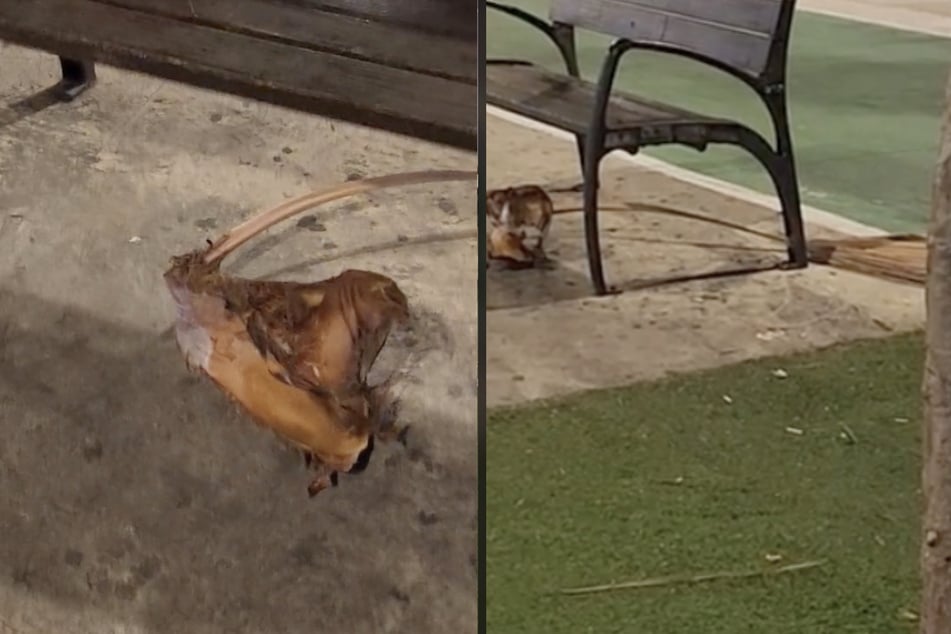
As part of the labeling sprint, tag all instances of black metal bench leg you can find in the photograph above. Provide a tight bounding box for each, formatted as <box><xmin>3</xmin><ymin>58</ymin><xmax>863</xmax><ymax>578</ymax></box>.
<box><xmin>763</xmin><ymin>93</ymin><xmax>808</xmax><ymax>270</ymax></box>
<box><xmin>581</xmin><ymin>39</ymin><xmax>634</xmax><ymax>296</ymax></box>
<box><xmin>738</xmin><ymin>131</ymin><xmax>809</xmax><ymax>271</ymax></box>
<box><xmin>55</xmin><ymin>58</ymin><xmax>96</xmax><ymax>101</ymax></box>
<box><xmin>774</xmin><ymin>155</ymin><xmax>808</xmax><ymax>269</ymax></box>
<box><xmin>574</xmin><ymin>135</ymin><xmax>586</xmax><ymax>172</ymax></box>
<box><xmin>582</xmin><ymin>145</ymin><xmax>610</xmax><ymax>295</ymax></box>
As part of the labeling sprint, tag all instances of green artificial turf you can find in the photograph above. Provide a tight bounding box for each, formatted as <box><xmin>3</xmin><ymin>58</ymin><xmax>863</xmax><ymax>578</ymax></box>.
<box><xmin>487</xmin><ymin>334</ymin><xmax>925</xmax><ymax>633</ymax></box>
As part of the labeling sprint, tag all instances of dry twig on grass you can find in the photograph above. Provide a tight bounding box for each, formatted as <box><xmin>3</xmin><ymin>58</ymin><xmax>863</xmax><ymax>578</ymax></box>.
<box><xmin>560</xmin><ymin>559</ymin><xmax>826</xmax><ymax>596</ymax></box>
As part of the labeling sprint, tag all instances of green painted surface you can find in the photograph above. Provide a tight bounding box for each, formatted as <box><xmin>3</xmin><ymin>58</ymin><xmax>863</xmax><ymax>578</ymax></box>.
<box><xmin>488</xmin><ymin>4</ymin><xmax>951</xmax><ymax>232</ymax></box>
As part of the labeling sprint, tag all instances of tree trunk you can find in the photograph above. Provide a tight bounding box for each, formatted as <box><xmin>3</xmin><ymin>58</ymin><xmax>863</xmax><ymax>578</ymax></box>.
<box><xmin>922</xmin><ymin>70</ymin><xmax>951</xmax><ymax>633</ymax></box>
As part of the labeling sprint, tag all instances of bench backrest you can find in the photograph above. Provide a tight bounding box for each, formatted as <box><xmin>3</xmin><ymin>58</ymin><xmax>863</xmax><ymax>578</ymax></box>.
<box><xmin>289</xmin><ymin>0</ymin><xmax>475</xmax><ymax>40</ymax></box>
<box><xmin>549</xmin><ymin>0</ymin><xmax>795</xmax><ymax>82</ymax></box>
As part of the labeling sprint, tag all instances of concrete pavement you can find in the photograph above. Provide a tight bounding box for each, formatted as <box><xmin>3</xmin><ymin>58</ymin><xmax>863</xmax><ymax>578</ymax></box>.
<box><xmin>486</xmin><ymin>115</ymin><xmax>924</xmax><ymax>407</ymax></box>
<box><xmin>0</xmin><ymin>44</ymin><xmax>477</xmax><ymax>634</ymax></box>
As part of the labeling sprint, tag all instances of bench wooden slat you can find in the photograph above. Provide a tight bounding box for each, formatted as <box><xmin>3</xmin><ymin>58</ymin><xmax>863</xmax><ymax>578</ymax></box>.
<box><xmin>94</xmin><ymin>0</ymin><xmax>476</xmax><ymax>82</ymax></box>
<box><xmin>560</xmin><ymin>0</ymin><xmax>786</xmax><ymax>34</ymax></box>
<box><xmin>0</xmin><ymin>0</ymin><xmax>476</xmax><ymax>149</ymax></box>
<box><xmin>551</xmin><ymin>0</ymin><xmax>787</xmax><ymax>76</ymax></box>
<box><xmin>487</xmin><ymin>64</ymin><xmax>723</xmax><ymax>135</ymax></box>
<box><xmin>281</xmin><ymin>0</ymin><xmax>476</xmax><ymax>40</ymax></box>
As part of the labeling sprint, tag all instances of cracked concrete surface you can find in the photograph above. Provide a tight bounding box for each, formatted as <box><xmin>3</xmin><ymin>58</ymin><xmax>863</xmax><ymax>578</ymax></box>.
<box><xmin>0</xmin><ymin>44</ymin><xmax>477</xmax><ymax>634</ymax></box>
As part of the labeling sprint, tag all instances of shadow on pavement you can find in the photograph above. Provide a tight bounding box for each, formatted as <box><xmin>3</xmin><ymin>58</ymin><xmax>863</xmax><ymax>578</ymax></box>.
<box><xmin>0</xmin><ymin>288</ymin><xmax>476</xmax><ymax>633</ymax></box>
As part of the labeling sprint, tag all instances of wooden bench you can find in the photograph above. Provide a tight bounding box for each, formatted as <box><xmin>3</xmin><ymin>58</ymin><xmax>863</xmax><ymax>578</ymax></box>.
<box><xmin>487</xmin><ymin>0</ymin><xmax>807</xmax><ymax>294</ymax></box>
<box><xmin>0</xmin><ymin>0</ymin><xmax>477</xmax><ymax>150</ymax></box>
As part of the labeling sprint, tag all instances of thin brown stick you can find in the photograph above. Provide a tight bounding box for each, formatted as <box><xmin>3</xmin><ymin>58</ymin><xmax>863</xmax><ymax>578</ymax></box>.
<box><xmin>559</xmin><ymin>230</ymin><xmax>784</xmax><ymax>254</ymax></box>
<box><xmin>552</xmin><ymin>203</ymin><xmax>784</xmax><ymax>243</ymax></box>
<box><xmin>257</xmin><ymin>228</ymin><xmax>476</xmax><ymax>280</ymax></box>
<box><xmin>205</xmin><ymin>169</ymin><xmax>477</xmax><ymax>264</ymax></box>
<box><xmin>554</xmin><ymin>201</ymin><xmax>931</xmax><ymax>285</ymax></box>
<box><xmin>560</xmin><ymin>559</ymin><xmax>826</xmax><ymax>596</ymax></box>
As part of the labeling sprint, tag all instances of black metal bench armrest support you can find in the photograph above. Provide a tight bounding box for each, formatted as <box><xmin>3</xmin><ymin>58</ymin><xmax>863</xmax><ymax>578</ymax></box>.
<box><xmin>486</xmin><ymin>2</ymin><xmax>579</xmax><ymax>77</ymax></box>
<box><xmin>621</xmin><ymin>41</ymin><xmax>770</xmax><ymax>92</ymax></box>
<box><xmin>598</xmin><ymin>39</ymin><xmax>790</xmax><ymax>153</ymax></box>
<box><xmin>579</xmin><ymin>36</ymin><xmax>804</xmax><ymax>294</ymax></box>
<box><xmin>604</xmin><ymin>14</ymin><xmax>796</xmax><ymax>156</ymax></box>
<box><xmin>631</xmin><ymin>42</ymin><xmax>792</xmax><ymax>154</ymax></box>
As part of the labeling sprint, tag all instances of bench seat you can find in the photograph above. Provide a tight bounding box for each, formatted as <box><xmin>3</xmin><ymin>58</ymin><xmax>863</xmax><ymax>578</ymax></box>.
<box><xmin>0</xmin><ymin>0</ymin><xmax>477</xmax><ymax>149</ymax></box>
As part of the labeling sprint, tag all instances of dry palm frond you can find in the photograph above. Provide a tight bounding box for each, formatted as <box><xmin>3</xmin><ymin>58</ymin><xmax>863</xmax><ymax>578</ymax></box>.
<box><xmin>806</xmin><ymin>234</ymin><xmax>926</xmax><ymax>285</ymax></box>
<box><xmin>164</xmin><ymin>169</ymin><xmax>476</xmax><ymax>497</ymax></box>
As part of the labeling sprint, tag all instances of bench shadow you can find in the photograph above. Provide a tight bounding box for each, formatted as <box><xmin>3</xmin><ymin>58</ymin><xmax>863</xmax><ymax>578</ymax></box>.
<box><xmin>615</xmin><ymin>259</ymin><xmax>783</xmax><ymax>292</ymax></box>
<box><xmin>487</xmin><ymin>256</ymin><xmax>781</xmax><ymax>310</ymax></box>
<box><xmin>0</xmin><ymin>289</ymin><xmax>476</xmax><ymax>633</ymax></box>
<box><xmin>487</xmin><ymin>258</ymin><xmax>593</xmax><ymax>310</ymax></box>
<box><xmin>0</xmin><ymin>86</ymin><xmax>65</xmax><ymax>130</ymax></box>
<box><xmin>487</xmin><ymin>214</ymin><xmax>785</xmax><ymax>311</ymax></box>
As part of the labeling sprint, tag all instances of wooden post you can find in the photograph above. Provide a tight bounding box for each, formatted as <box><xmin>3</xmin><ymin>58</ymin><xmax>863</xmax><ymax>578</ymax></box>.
<box><xmin>922</xmin><ymin>70</ymin><xmax>951</xmax><ymax>633</ymax></box>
